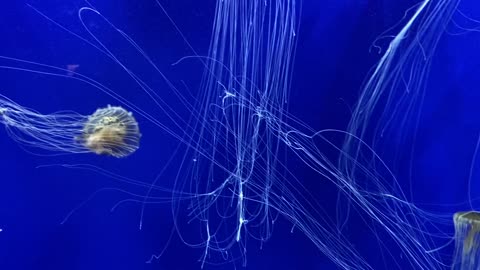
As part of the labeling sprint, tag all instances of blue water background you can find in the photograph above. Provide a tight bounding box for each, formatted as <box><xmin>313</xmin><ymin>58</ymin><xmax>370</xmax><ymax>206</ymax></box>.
<box><xmin>1</xmin><ymin>0</ymin><xmax>479</xmax><ymax>269</ymax></box>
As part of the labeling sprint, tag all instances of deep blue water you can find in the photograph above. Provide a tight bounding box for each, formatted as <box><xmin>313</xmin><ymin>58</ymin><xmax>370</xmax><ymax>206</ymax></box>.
<box><xmin>1</xmin><ymin>0</ymin><xmax>479</xmax><ymax>269</ymax></box>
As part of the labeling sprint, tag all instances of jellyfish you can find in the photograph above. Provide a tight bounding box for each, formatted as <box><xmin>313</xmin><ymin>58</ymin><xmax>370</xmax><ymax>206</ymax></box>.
<box><xmin>77</xmin><ymin>105</ymin><xmax>141</xmax><ymax>157</ymax></box>
<box><xmin>453</xmin><ymin>212</ymin><xmax>480</xmax><ymax>270</ymax></box>
<box><xmin>0</xmin><ymin>97</ymin><xmax>140</xmax><ymax>157</ymax></box>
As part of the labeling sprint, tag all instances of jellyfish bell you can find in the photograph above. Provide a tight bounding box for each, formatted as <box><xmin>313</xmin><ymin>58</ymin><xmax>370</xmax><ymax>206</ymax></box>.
<box><xmin>453</xmin><ymin>211</ymin><xmax>480</xmax><ymax>270</ymax></box>
<box><xmin>78</xmin><ymin>105</ymin><xmax>141</xmax><ymax>158</ymax></box>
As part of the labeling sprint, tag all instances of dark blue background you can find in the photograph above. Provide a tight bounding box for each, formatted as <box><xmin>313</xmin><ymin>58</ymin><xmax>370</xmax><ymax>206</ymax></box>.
<box><xmin>0</xmin><ymin>0</ymin><xmax>479</xmax><ymax>269</ymax></box>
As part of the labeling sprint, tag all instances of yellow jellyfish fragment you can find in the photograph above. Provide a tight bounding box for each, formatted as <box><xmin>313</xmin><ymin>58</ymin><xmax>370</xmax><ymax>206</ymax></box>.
<box><xmin>0</xmin><ymin>97</ymin><xmax>140</xmax><ymax>157</ymax></box>
<box><xmin>453</xmin><ymin>211</ymin><xmax>480</xmax><ymax>270</ymax></box>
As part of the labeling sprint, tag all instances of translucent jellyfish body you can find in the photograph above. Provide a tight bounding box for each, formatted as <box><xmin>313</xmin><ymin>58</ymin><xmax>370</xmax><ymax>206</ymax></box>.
<box><xmin>78</xmin><ymin>106</ymin><xmax>141</xmax><ymax>157</ymax></box>
<box><xmin>0</xmin><ymin>98</ymin><xmax>140</xmax><ymax>157</ymax></box>
<box><xmin>453</xmin><ymin>211</ymin><xmax>480</xmax><ymax>270</ymax></box>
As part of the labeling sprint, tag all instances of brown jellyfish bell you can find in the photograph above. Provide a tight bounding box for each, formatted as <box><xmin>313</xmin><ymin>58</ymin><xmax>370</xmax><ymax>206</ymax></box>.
<box><xmin>78</xmin><ymin>105</ymin><xmax>141</xmax><ymax>158</ymax></box>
